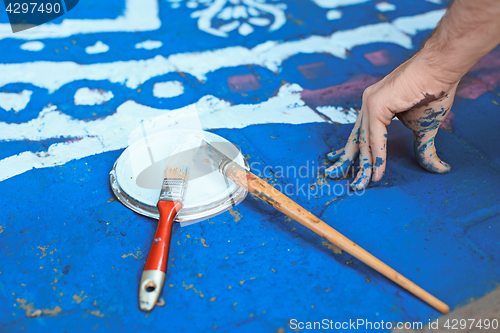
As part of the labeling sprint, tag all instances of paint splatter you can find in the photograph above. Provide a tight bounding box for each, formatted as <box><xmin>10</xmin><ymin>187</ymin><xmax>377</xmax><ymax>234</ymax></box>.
<box><xmin>228</xmin><ymin>208</ymin><xmax>242</xmax><ymax>222</ymax></box>
<box><xmin>36</xmin><ymin>245</ymin><xmax>49</xmax><ymax>259</ymax></box>
<box><xmin>182</xmin><ymin>281</ymin><xmax>204</xmax><ymax>298</ymax></box>
<box><xmin>42</xmin><ymin>306</ymin><xmax>63</xmax><ymax>316</ymax></box>
<box><xmin>72</xmin><ymin>291</ymin><xmax>88</xmax><ymax>304</ymax></box>
<box><xmin>321</xmin><ymin>241</ymin><xmax>343</xmax><ymax>254</ymax></box>
<box><xmin>121</xmin><ymin>250</ymin><xmax>142</xmax><ymax>259</ymax></box>
<box><xmin>89</xmin><ymin>310</ymin><xmax>105</xmax><ymax>318</ymax></box>
<box><xmin>16</xmin><ymin>299</ymin><xmax>41</xmax><ymax>317</ymax></box>
<box><xmin>200</xmin><ymin>238</ymin><xmax>209</xmax><ymax>248</ymax></box>
<box><xmin>16</xmin><ymin>299</ymin><xmax>62</xmax><ymax>317</ymax></box>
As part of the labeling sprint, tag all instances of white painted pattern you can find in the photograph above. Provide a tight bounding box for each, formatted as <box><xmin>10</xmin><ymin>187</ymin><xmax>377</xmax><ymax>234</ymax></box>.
<box><xmin>0</xmin><ymin>10</ymin><xmax>446</xmax><ymax>92</ymax></box>
<box><xmin>393</xmin><ymin>9</ymin><xmax>445</xmax><ymax>35</ymax></box>
<box><xmin>375</xmin><ymin>2</ymin><xmax>396</xmax><ymax>12</ymax></box>
<box><xmin>312</xmin><ymin>0</ymin><xmax>370</xmax><ymax>9</ymax></box>
<box><xmin>326</xmin><ymin>10</ymin><xmax>343</xmax><ymax>20</ymax></box>
<box><xmin>74</xmin><ymin>88</ymin><xmax>114</xmax><ymax>106</ymax></box>
<box><xmin>85</xmin><ymin>41</ymin><xmax>110</xmax><ymax>54</ymax></box>
<box><xmin>153</xmin><ymin>81</ymin><xmax>185</xmax><ymax>98</ymax></box>
<box><xmin>186</xmin><ymin>0</ymin><xmax>287</xmax><ymax>37</ymax></box>
<box><xmin>317</xmin><ymin>105</ymin><xmax>358</xmax><ymax>124</ymax></box>
<box><xmin>135</xmin><ymin>40</ymin><xmax>163</xmax><ymax>50</ymax></box>
<box><xmin>0</xmin><ymin>8</ymin><xmax>446</xmax><ymax>182</ymax></box>
<box><xmin>0</xmin><ymin>90</ymin><xmax>33</xmax><ymax>112</ymax></box>
<box><xmin>20</xmin><ymin>41</ymin><xmax>45</xmax><ymax>51</ymax></box>
<box><xmin>0</xmin><ymin>84</ymin><xmax>323</xmax><ymax>182</ymax></box>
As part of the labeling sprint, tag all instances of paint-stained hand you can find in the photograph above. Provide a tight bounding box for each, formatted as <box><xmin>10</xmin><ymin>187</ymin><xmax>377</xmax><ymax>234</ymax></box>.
<box><xmin>325</xmin><ymin>52</ymin><xmax>459</xmax><ymax>190</ymax></box>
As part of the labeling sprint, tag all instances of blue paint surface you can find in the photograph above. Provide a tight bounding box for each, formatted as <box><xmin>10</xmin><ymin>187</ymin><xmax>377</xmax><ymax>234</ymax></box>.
<box><xmin>1</xmin><ymin>0</ymin><xmax>500</xmax><ymax>332</ymax></box>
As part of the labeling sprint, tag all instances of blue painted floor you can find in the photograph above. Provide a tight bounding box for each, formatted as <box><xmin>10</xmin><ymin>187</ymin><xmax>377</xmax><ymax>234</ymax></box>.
<box><xmin>1</xmin><ymin>0</ymin><xmax>499</xmax><ymax>332</ymax></box>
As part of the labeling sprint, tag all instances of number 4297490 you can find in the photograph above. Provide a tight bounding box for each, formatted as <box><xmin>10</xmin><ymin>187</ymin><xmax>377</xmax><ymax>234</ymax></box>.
<box><xmin>5</xmin><ymin>2</ymin><xmax>61</xmax><ymax>14</ymax></box>
<box><xmin>444</xmin><ymin>318</ymin><xmax>498</xmax><ymax>330</ymax></box>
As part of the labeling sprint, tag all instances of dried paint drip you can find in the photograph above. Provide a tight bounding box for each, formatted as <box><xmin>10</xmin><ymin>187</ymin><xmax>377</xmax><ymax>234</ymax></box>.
<box><xmin>322</xmin><ymin>241</ymin><xmax>343</xmax><ymax>254</ymax></box>
<box><xmin>16</xmin><ymin>299</ymin><xmax>63</xmax><ymax>317</ymax></box>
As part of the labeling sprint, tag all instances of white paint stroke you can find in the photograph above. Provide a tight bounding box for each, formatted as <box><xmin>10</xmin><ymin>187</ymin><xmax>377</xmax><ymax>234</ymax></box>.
<box><xmin>393</xmin><ymin>9</ymin><xmax>446</xmax><ymax>35</ymax></box>
<box><xmin>312</xmin><ymin>0</ymin><xmax>370</xmax><ymax>9</ymax></box>
<box><xmin>239</xmin><ymin>23</ymin><xmax>254</xmax><ymax>36</ymax></box>
<box><xmin>0</xmin><ymin>0</ymin><xmax>160</xmax><ymax>40</ymax></box>
<box><xmin>317</xmin><ymin>105</ymin><xmax>358</xmax><ymax>124</ymax></box>
<box><xmin>85</xmin><ymin>41</ymin><xmax>110</xmax><ymax>54</ymax></box>
<box><xmin>0</xmin><ymin>9</ymin><xmax>446</xmax><ymax>92</ymax></box>
<box><xmin>0</xmin><ymin>90</ymin><xmax>33</xmax><ymax>112</ymax></box>
<box><xmin>191</xmin><ymin>0</ymin><xmax>287</xmax><ymax>37</ymax></box>
<box><xmin>242</xmin><ymin>0</ymin><xmax>286</xmax><ymax>31</ymax></box>
<box><xmin>0</xmin><ymin>84</ymin><xmax>328</xmax><ymax>182</ymax></box>
<box><xmin>375</xmin><ymin>2</ymin><xmax>396</xmax><ymax>12</ymax></box>
<box><xmin>20</xmin><ymin>41</ymin><xmax>45</xmax><ymax>51</ymax></box>
<box><xmin>135</xmin><ymin>40</ymin><xmax>163</xmax><ymax>50</ymax></box>
<box><xmin>0</xmin><ymin>56</ymin><xmax>176</xmax><ymax>93</ymax></box>
<box><xmin>74</xmin><ymin>88</ymin><xmax>114</xmax><ymax>105</ymax></box>
<box><xmin>326</xmin><ymin>10</ymin><xmax>342</xmax><ymax>20</ymax></box>
<box><xmin>153</xmin><ymin>81</ymin><xmax>185</xmax><ymax>98</ymax></box>
<box><xmin>0</xmin><ymin>102</ymin><xmax>165</xmax><ymax>181</ymax></box>
<box><xmin>197</xmin><ymin>83</ymin><xmax>324</xmax><ymax>129</ymax></box>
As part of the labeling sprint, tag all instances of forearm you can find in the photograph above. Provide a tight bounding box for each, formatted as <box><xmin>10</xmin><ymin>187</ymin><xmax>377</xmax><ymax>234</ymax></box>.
<box><xmin>420</xmin><ymin>0</ymin><xmax>500</xmax><ymax>83</ymax></box>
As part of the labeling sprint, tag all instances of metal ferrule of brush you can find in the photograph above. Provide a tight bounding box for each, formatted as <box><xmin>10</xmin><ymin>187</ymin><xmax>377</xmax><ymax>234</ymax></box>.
<box><xmin>159</xmin><ymin>179</ymin><xmax>188</xmax><ymax>202</ymax></box>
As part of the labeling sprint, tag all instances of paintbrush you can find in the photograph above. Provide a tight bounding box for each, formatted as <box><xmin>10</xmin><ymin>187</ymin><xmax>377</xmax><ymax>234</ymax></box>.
<box><xmin>139</xmin><ymin>160</ymin><xmax>189</xmax><ymax>312</ymax></box>
<box><xmin>193</xmin><ymin>140</ymin><xmax>449</xmax><ymax>314</ymax></box>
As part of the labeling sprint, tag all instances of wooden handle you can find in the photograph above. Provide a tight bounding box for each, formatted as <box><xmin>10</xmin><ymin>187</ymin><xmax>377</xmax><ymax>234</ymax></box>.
<box><xmin>224</xmin><ymin>163</ymin><xmax>449</xmax><ymax>314</ymax></box>
<box><xmin>139</xmin><ymin>200</ymin><xmax>181</xmax><ymax>312</ymax></box>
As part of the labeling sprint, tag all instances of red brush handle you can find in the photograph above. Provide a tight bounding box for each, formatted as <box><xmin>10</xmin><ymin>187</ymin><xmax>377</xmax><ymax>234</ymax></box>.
<box><xmin>144</xmin><ymin>201</ymin><xmax>182</xmax><ymax>272</ymax></box>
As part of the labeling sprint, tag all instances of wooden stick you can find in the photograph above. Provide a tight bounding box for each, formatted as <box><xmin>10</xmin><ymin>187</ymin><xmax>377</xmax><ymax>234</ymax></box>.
<box><xmin>223</xmin><ymin>162</ymin><xmax>449</xmax><ymax>314</ymax></box>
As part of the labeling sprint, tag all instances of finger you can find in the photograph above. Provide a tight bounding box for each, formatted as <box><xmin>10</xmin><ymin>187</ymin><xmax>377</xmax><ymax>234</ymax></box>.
<box><xmin>350</xmin><ymin>117</ymin><xmax>372</xmax><ymax>191</ymax></box>
<box><xmin>413</xmin><ymin>129</ymin><xmax>451</xmax><ymax>173</ymax></box>
<box><xmin>327</xmin><ymin>148</ymin><xmax>344</xmax><ymax>162</ymax></box>
<box><xmin>370</xmin><ymin>119</ymin><xmax>388</xmax><ymax>182</ymax></box>
<box><xmin>325</xmin><ymin>114</ymin><xmax>362</xmax><ymax>179</ymax></box>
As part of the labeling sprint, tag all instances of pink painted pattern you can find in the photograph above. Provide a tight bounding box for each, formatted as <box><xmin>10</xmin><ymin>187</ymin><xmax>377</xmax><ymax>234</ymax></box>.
<box><xmin>456</xmin><ymin>47</ymin><xmax>500</xmax><ymax>99</ymax></box>
<box><xmin>301</xmin><ymin>75</ymin><xmax>378</xmax><ymax>107</ymax></box>
<box><xmin>226</xmin><ymin>74</ymin><xmax>261</xmax><ymax>93</ymax></box>
<box><xmin>364</xmin><ymin>50</ymin><xmax>393</xmax><ymax>67</ymax></box>
<box><xmin>298</xmin><ymin>62</ymin><xmax>331</xmax><ymax>80</ymax></box>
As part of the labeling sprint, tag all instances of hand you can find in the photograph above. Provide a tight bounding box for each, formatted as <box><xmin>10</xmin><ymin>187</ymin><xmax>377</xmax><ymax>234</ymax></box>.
<box><xmin>325</xmin><ymin>52</ymin><xmax>459</xmax><ymax>190</ymax></box>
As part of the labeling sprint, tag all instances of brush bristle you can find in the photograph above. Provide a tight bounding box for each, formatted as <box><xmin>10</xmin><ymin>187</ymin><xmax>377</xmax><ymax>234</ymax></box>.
<box><xmin>164</xmin><ymin>165</ymin><xmax>189</xmax><ymax>180</ymax></box>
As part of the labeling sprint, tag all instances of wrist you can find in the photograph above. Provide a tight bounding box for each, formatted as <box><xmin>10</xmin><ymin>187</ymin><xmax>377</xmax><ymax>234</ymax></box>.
<box><xmin>415</xmin><ymin>45</ymin><xmax>466</xmax><ymax>86</ymax></box>
<box><xmin>417</xmin><ymin>0</ymin><xmax>500</xmax><ymax>85</ymax></box>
